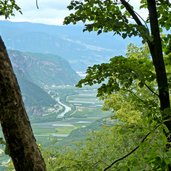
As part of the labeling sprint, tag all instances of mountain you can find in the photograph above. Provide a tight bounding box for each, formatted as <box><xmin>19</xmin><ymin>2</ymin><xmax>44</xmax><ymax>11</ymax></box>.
<box><xmin>14</xmin><ymin>67</ymin><xmax>56</xmax><ymax>116</ymax></box>
<box><xmin>0</xmin><ymin>21</ymin><xmax>140</xmax><ymax>72</ymax></box>
<box><xmin>9</xmin><ymin>50</ymin><xmax>80</xmax><ymax>87</ymax></box>
<box><xmin>8</xmin><ymin>50</ymin><xmax>80</xmax><ymax>115</ymax></box>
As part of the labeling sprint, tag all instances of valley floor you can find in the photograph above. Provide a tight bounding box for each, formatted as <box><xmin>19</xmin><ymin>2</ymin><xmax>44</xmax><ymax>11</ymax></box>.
<box><xmin>0</xmin><ymin>85</ymin><xmax>111</xmax><ymax>168</ymax></box>
<box><xmin>31</xmin><ymin>85</ymin><xmax>111</xmax><ymax>146</ymax></box>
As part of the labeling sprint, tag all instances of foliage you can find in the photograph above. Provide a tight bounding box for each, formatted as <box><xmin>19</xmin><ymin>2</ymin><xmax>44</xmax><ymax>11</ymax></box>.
<box><xmin>44</xmin><ymin>90</ymin><xmax>171</xmax><ymax>171</ymax></box>
<box><xmin>64</xmin><ymin>0</ymin><xmax>171</xmax><ymax>44</ymax></box>
<box><xmin>47</xmin><ymin>126</ymin><xmax>170</xmax><ymax>171</ymax></box>
<box><xmin>62</xmin><ymin>0</ymin><xmax>171</xmax><ymax>168</ymax></box>
<box><xmin>0</xmin><ymin>0</ymin><xmax>21</xmax><ymax>18</ymax></box>
<box><xmin>64</xmin><ymin>0</ymin><xmax>171</xmax><ymax>116</ymax></box>
<box><xmin>42</xmin><ymin>44</ymin><xmax>171</xmax><ymax>170</ymax></box>
<box><xmin>64</xmin><ymin>0</ymin><xmax>148</xmax><ymax>39</ymax></box>
<box><xmin>77</xmin><ymin>44</ymin><xmax>156</xmax><ymax>97</ymax></box>
<box><xmin>64</xmin><ymin>0</ymin><xmax>171</xmax><ymax>111</ymax></box>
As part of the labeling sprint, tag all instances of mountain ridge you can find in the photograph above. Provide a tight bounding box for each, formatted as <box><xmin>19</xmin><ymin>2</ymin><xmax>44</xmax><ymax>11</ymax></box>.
<box><xmin>0</xmin><ymin>21</ymin><xmax>140</xmax><ymax>72</ymax></box>
<box><xmin>9</xmin><ymin>49</ymin><xmax>80</xmax><ymax>87</ymax></box>
<box><xmin>8</xmin><ymin>49</ymin><xmax>80</xmax><ymax>115</ymax></box>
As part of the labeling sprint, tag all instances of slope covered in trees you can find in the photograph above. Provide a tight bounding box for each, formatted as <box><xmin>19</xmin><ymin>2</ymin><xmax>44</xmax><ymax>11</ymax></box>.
<box><xmin>7</xmin><ymin>50</ymin><xmax>80</xmax><ymax>116</ymax></box>
<box><xmin>9</xmin><ymin>50</ymin><xmax>80</xmax><ymax>86</ymax></box>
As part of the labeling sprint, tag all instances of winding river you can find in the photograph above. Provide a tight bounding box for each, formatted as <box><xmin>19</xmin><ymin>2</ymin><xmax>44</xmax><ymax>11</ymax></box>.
<box><xmin>55</xmin><ymin>97</ymin><xmax>72</xmax><ymax>118</ymax></box>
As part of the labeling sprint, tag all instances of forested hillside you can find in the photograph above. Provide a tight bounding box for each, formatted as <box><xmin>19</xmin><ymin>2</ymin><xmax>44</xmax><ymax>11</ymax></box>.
<box><xmin>14</xmin><ymin>67</ymin><xmax>56</xmax><ymax>116</ymax></box>
<box><xmin>8</xmin><ymin>50</ymin><xmax>80</xmax><ymax>116</ymax></box>
<box><xmin>9</xmin><ymin>50</ymin><xmax>80</xmax><ymax>86</ymax></box>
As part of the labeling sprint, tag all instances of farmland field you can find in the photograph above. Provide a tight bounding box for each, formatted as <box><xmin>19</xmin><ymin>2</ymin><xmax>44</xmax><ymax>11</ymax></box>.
<box><xmin>31</xmin><ymin>85</ymin><xmax>111</xmax><ymax>146</ymax></box>
<box><xmin>0</xmin><ymin>85</ymin><xmax>111</xmax><ymax>160</ymax></box>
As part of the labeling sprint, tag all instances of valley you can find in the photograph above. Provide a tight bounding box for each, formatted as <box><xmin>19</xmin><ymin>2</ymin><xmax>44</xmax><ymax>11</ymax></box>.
<box><xmin>0</xmin><ymin>85</ymin><xmax>111</xmax><ymax>167</ymax></box>
<box><xmin>30</xmin><ymin>85</ymin><xmax>111</xmax><ymax>147</ymax></box>
<box><xmin>0</xmin><ymin>21</ymin><xmax>120</xmax><ymax>168</ymax></box>
<box><xmin>4</xmin><ymin>44</ymin><xmax>111</xmax><ymax>148</ymax></box>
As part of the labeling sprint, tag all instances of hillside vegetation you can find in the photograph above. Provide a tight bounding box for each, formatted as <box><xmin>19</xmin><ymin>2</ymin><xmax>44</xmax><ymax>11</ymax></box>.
<box><xmin>8</xmin><ymin>50</ymin><xmax>80</xmax><ymax>115</ymax></box>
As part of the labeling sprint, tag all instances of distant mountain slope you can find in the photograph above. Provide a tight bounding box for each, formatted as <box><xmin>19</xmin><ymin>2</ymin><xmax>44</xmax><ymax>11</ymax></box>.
<box><xmin>13</xmin><ymin>67</ymin><xmax>56</xmax><ymax>116</ymax></box>
<box><xmin>57</xmin><ymin>117</ymin><xmax>114</xmax><ymax>147</ymax></box>
<box><xmin>8</xmin><ymin>50</ymin><xmax>80</xmax><ymax>115</ymax></box>
<box><xmin>0</xmin><ymin>21</ymin><xmax>140</xmax><ymax>71</ymax></box>
<box><xmin>9</xmin><ymin>50</ymin><xmax>80</xmax><ymax>86</ymax></box>
<box><xmin>15</xmin><ymin>68</ymin><xmax>55</xmax><ymax>107</ymax></box>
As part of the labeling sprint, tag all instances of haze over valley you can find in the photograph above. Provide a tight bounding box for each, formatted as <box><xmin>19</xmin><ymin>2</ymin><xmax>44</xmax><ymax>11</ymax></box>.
<box><xmin>0</xmin><ymin>21</ymin><xmax>139</xmax><ymax>146</ymax></box>
<box><xmin>0</xmin><ymin>21</ymin><xmax>140</xmax><ymax>72</ymax></box>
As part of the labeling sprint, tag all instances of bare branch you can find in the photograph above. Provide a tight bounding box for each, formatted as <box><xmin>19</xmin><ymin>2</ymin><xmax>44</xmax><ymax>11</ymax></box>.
<box><xmin>103</xmin><ymin>124</ymin><xmax>161</xmax><ymax>171</ymax></box>
<box><xmin>133</xmin><ymin>10</ymin><xmax>149</xmax><ymax>31</ymax></box>
<box><xmin>36</xmin><ymin>0</ymin><xmax>39</xmax><ymax>9</ymax></box>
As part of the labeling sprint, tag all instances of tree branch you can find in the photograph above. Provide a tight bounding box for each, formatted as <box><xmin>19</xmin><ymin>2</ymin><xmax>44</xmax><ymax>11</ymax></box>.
<box><xmin>36</xmin><ymin>0</ymin><xmax>39</xmax><ymax>9</ymax></box>
<box><xmin>127</xmin><ymin>89</ymin><xmax>147</xmax><ymax>105</ymax></box>
<box><xmin>133</xmin><ymin>10</ymin><xmax>149</xmax><ymax>31</ymax></box>
<box><xmin>120</xmin><ymin>0</ymin><xmax>150</xmax><ymax>39</ymax></box>
<box><xmin>144</xmin><ymin>82</ymin><xmax>159</xmax><ymax>97</ymax></box>
<box><xmin>120</xmin><ymin>0</ymin><xmax>144</xmax><ymax>26</ymax></box>
<box><xmin>103</xmin><ymin>124</ymin><xmax>161</xmax><ymax>171</ymax></box>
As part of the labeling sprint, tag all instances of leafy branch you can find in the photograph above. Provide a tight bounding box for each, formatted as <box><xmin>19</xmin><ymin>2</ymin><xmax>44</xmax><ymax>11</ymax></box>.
<box><xmin>120</xmin><ymin>0</ymin><xmax>143</xmax><ymax>26</ymax></box>
<box><xmin>120</xmin><ymin>0</ymin><xmax>150</xmax><ymax>41</ymax></box>
<box><xmin>103</xmin><ymin>123</ymin><xmax>161</xmax><ymax>171</ymax></box>
<box><xmin>144</xmin><ymin>82</ymin><xmax>159</xmax><ymax>97</ymax></box>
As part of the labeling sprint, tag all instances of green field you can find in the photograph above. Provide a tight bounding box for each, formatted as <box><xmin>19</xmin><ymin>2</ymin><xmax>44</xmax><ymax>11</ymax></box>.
<box><xmin>0</xmin><ymin>86</ymin><xmax>111</xmax><ymax>165</ymax></box>
<box><xmin>31</xmin><ymin>86</ymin><xmax>111</xmax><ymax>146</ymax></box>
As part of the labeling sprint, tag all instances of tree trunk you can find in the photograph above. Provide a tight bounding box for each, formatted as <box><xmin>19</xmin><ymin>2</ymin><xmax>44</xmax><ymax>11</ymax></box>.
<box><xmin>147</xmin><ymin>0</ymin><xmax>171</xmax><ymax>130</ymax></box>
<box><xmin>147</xmin><ymin>1</ymin><xmax>171</xmax><ymax>170</ymax></box>
<box><xmin>0</xmin><ymin>37</ymin><xmax>46</xmax><ymax>170</ymax></box>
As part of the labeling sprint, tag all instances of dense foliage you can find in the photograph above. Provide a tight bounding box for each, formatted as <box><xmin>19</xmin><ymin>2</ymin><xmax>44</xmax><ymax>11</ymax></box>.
<box><xmin>42</xmin><ymin>0</ymin><xmax>171</xmax><ymax>170</ymax></box>
<box><xmin>0</xmin><ymin>0</ymin><xmax>21</xmax><ymax>18</ymax></box>
<box><xmin>44</xmin><ymin>44</ymin><xmax>171</xmax><ymax>170</ymax></box>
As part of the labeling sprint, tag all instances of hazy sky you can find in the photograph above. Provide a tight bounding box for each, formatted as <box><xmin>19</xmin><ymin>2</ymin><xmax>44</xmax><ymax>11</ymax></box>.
<box><xmin>6</xmin><ymin>0</ymin><xmax>71</xmax><ymax>25</ymax></box>
<box><xmin>4</xmin><ymin>0</ymin><xmax>147</xmax><ymax>26</ymax></box>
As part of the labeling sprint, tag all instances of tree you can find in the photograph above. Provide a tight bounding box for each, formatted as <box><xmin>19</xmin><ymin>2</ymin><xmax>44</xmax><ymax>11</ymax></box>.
<box><xmin>44</xmin><ymin>44</ymin><xmax>171</xmax><ymax>170</ymax></box>
<box><xmin>45</xmin><ymin>44</ymin><xmax>171</xmax><ymax>171</ymax></box>
<box><xmin>0</xmin><ymin>1</ymin><xmax>46</xmax><ymax>170</ymax></box>
<box><xmin>64</xmin><ymin>0</ymin><xmax>171</xmax><ymax>169</ymax></box>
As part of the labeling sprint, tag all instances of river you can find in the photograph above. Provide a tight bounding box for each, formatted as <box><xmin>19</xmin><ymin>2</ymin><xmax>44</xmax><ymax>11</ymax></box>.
<box><xmin>55</xmin><ymin>97</ymin><xmax>72</xmax><ymax>118</ymax></box>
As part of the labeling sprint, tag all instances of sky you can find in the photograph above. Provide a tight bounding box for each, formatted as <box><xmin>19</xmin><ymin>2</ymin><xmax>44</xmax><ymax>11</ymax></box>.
<box><xmin>2</xmin><ymin>0</ymin><xmax>147</xmax><ymax>26</ymax></box>
<box><xmin>2</xmin><ymin>0</ymin><xmax>72</xmax><ymax>25</ymax></box>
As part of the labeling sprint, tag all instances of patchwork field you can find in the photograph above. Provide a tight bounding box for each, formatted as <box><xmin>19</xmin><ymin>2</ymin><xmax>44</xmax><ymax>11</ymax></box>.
<box><xmin>31</xmin><ymin>85</ymin><xmax>111</xmax><ymax>146</ymax></box>
<box><xmin>0</xmin><ymin>86</ymin><xmax>111</xmax><ymax>167</ymax></box>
